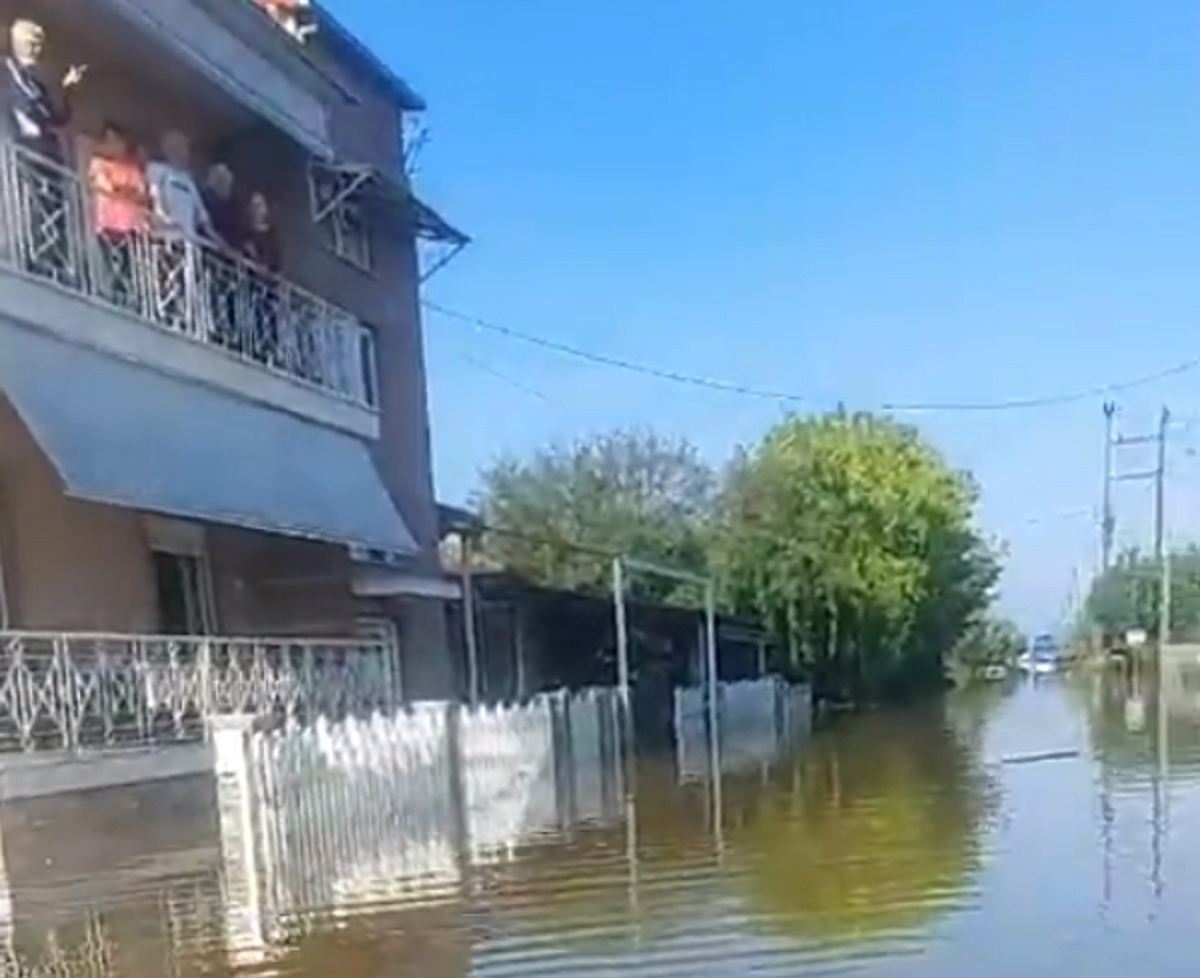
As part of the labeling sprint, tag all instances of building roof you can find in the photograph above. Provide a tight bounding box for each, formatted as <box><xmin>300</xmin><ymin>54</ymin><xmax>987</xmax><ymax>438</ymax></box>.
<box><xmin>314</xmin><ymin>3</ymin><xmax>426</xmax><ymax>111</ymax></box>
<box><xmin>468</xmin><ymin>572</ymin><xmax>767</xmax><ymax>636</ymax></box>
<box><xmin>437</xmin><ymin>502</ymin><xmax>484</xmax><ymax>535</ymax></box>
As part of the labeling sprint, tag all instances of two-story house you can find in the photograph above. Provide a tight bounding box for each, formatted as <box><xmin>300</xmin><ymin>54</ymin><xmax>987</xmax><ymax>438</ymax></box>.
<box><xmin>0</xmin><ymin>0</ymin><xmax>467</xmax><ymax>710</ymax></box>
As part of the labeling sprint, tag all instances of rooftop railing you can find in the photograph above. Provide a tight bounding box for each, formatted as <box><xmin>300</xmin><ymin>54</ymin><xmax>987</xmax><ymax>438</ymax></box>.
<box><xmin>0</xmin><ymin>141</ymin><xmax>379</xmax><ymax>410</ymax></box>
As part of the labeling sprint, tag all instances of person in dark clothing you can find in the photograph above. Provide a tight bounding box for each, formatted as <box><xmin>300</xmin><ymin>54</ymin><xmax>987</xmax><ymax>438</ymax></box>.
<box><xmin>242</xmin><ymin>191</ymin><xmax>283</xmax><ymax>365</ymax></box>
<box><xmin>242</xmin><ymin>191</ymin><xmax>281</xmax><ymax>272</ymax></box>
<box><xmin>1</xmin><ymin>20</ymin><xmax>86</xmax><ymax>281</ymax></box>
<box><xmin>201</xmin><ymin>163</ymin><xmax>242</xmax><ymax>250</ymax></box>
<box><xmin>0</xmin><ymin>20</ymin><xmax>81</xmax><ymax>161</ymax></box>
<box><xmin>200</xmin><ymin>163</ymin><xmax>243</xmax><ymax>351</ymax></box>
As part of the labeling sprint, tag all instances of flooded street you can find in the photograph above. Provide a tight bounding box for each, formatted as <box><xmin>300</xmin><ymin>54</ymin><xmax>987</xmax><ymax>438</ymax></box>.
<box><xmin>8</xmin><ymin>671</ymin><xmax>1200</xmax><ymax>976</ymax></box>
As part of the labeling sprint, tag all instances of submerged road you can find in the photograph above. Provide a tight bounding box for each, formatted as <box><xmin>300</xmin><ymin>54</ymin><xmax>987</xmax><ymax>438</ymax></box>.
<box><xmin>4</xmin><ymin>669</ymin><xmax>1200</xmax><ymax>976</ymax></box>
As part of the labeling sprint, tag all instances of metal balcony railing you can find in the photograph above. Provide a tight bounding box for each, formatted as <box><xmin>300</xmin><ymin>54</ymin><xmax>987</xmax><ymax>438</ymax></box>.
<box><xmin>0</xmin><ymin>631</ymin><xmax>399</xmax><ymax>752</ymax></box>
<box><xmin>0</xmin><ymin>141</ymin><xmax>379</xmax><ymax>410</ymax></box>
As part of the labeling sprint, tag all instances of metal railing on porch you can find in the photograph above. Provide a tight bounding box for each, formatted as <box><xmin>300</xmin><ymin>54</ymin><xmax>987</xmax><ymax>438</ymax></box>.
<box><xmin>0</xmin><ymin>632</ymin><xmax>398</xmax><ymax>753</ymax></box>
<box><xmin>0</xmin><ymin>140</ymin><xmax>379</xmax><ymax>410</ymax></box>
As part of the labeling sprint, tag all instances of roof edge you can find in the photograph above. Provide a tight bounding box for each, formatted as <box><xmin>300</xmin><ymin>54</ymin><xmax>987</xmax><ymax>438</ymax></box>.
<box><xmin>314</xmin><ymin>3</ymin><xmax>426</xmax><ymax>111</ymax></box>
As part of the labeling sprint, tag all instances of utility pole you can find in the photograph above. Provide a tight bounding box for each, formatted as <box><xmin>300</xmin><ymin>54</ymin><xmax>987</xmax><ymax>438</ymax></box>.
<box><xmin>1101</xmin><ymin>402</ymin><xmax>1117</xmax><ymax>572</ymax></box>
<box><xmin>1106</xmin><ymin>405</ymin><xmax>1172</xmax><ymax>654</ymax></box>
<box><xmin>1154</xmin><ymin>406</ymin><xmax>1171</xmax><ymax>649</ymax></box>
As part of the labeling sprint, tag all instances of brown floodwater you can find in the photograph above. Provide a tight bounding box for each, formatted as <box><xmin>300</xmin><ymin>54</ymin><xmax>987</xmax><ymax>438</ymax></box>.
<box><xmin>5</xmin><ymin>665</ymin><xmax>1200</xmax><ymax>977</ymax></box>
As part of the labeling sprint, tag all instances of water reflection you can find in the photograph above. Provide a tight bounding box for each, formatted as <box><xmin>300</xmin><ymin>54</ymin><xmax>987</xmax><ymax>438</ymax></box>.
<box><xmin>26</xmin><ymin>675</ymin><xmax>1200</xmax><ymax>975</ymax></box>
<box><xmin>729</xmin><ymin>706</ymin><xmax>993</xmax><ymax>952</ymax></box>
<box><xmin>0</xmin><ymin>698</ymin><xmax>1001</xmax><ymax>977</ymax></box>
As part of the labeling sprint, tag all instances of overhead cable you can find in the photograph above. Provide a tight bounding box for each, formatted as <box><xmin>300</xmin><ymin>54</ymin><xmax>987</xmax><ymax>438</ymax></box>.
<box><xmin>424</xmin><ymin>300</ymin><xmax>1200</xmax><ymax>414</ymax></box>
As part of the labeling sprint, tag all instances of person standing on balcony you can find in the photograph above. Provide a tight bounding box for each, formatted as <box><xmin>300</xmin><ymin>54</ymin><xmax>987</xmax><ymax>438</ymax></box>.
<box><xmin>243</xmin><ymin>190</ymin><xmax>282</xmax><ymax>365</ymax></box>
<box><xmin>1</xmin><ymin>20</ymin><xmax>86</xmax><ymax>281</ymax></box>
<box><xmin>243</xmin><ymin>191</ymin><xmax>280</xmax><ymax>273</ymax></box>
<box><xmin>88</xmin><ymin>122</ymin><xmax>150</xmax><ymax>313</ymax></box>
<box><xmin>202</xmin><ymin>163</ymin><xmax>243</xmax><ymax>247</ymax></box>
<box><xmin>1</xmin><ymin>20</ymin><xmax>81</xmax><ymax>162</ymax></box>
<box><xmin>146</xmin><ymin>131</ymin><xmax>218</xmax><ymax>241</ymax></box>
<box><xmin>145</xmin><ymin>130</ymin><xmax>220</xmax><ymax>332</ymax></box>
<box><xmin>201</xmin><ymin>163</ymin><xmax>244</xmax><ymax>351</ymax></box>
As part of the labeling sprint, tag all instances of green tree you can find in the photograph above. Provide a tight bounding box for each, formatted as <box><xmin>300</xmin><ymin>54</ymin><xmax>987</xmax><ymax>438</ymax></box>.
<box><xmin>1082</xmin><ymin>544</ymin><xmax>1200</xmax><ymax>641</ymax></box>
<box><xmin>949</xmin><ymin>615</ymin><xmax>1026</xmax><ymax>671</ymax></box>
<box><xmin>473</xmin><ymin>429</ymin><xmax>715</xmax><ymax>602</ymax></box>
<box><xmin>715</xmin><ymin>411</ymin><xmax>1000</xmax><ymax>700</ymax></box>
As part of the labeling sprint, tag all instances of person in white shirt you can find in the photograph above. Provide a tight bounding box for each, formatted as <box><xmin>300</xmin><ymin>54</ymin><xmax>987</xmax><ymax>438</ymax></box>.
<box><xmin>146</xmin><ymin>130</ymin><xmax>219</xmax><ymax>242</ymax></box>
<box><xmin>146</xmin><ymin>129</ymin><xmax>225</xmax><ymax>333</ymax></box>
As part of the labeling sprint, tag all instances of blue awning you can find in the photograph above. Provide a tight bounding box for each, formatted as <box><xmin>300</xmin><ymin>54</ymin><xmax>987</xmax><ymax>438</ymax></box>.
<box><xmin>0</xmin><ymin>326</ymin><xmax>417</xmax><ymax>553</ymax></box>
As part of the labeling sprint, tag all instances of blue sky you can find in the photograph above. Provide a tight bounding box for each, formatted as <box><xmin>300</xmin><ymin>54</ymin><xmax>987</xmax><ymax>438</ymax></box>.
<box><xmin>329</xmin><ymin>0</ymin><xmax>1200</xmax><ymax>630</ymax></box>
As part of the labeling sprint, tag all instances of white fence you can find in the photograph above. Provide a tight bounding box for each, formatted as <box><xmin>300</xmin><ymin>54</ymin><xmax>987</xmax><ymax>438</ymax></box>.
<box><xmin>674</xmin><ymin>677</ymin><xmax>812</xmax><ymax>780</ymax></box>
<box><xmin>459</xmin><ymin>697</ymin><xmax>558</xmax><ymax>860</ymax></box>
<box><xmin>213</xmin><ymin>688</ymin><xmax>625</xmax><ymax>942</ymax></box>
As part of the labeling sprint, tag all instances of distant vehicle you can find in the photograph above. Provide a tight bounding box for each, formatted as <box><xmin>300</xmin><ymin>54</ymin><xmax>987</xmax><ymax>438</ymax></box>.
<box><xmin>1019</xmin><ymin>633</ymin><xmax>1061</xmax><ymax>674</ymax></box>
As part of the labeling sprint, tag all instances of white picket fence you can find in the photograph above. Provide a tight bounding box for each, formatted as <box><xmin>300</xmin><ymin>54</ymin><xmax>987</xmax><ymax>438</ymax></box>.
<box><xmin>212</xmin><ymin>688</ymin><xmax>625</xmax><ymax>941</ymax></box>
<box><xmin>674</xmin><ymin>677</ymin><xmax>812</xmax><ymax>780</ymax></box>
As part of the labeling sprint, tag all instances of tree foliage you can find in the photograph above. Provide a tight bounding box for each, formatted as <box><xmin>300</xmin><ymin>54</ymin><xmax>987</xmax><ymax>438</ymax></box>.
<box><xmin>472</xmin><ymin>413</ymin><xmax>1002</xmax><ymax>703</ymax></box>
<box><xmin>473</xmin><ymin>429</ymin><xmax>716</xmax><ymax>603</ymax></box>
<box><xmin>1082</xmin><ymin>544</ymin><xmax>1200</xmax><ymax>641</ymax></box>
<box><xmin>950</xmin><ymin>615</ymin><xmax>1026</xmax><ymax>670</ymax></box>
<box><xmin>714</xmin><ymin>412</ymin><xmax>1001</xmax><ymax>700</ymax></box>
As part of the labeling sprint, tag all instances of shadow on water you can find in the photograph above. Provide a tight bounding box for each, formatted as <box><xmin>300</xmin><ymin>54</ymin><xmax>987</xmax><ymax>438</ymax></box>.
<box><xmin>0</xmin><ymin>685</ymin><xmax>1133</xmax><ymax>978</ymax></box>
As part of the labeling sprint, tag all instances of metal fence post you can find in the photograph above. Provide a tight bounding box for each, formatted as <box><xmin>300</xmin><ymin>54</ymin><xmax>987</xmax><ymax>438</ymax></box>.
<box><xmin>55</xmin><ymin>635</ymin><xmax>76</xmax><ymax>753</ymax></box>
<box><xmin>200</xmin><ymin>639</ymin><xmax>214</xmax><ymax>725</ymax></box>
<box><xmin>551</xmin><ymin>690</ymin><xmax>576</xmax><ymax>830</ymax></box>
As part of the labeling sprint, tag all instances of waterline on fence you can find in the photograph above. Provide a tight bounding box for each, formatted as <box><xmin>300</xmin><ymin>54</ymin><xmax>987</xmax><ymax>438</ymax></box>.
<box><xmin>214</xmin><ymin>679</ymin><xmax>810</xmax><ymax>949</ymax></box>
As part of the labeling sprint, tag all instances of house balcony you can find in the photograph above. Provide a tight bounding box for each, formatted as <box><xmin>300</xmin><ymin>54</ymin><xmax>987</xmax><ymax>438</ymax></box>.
<box><xmin>0</xmin><ymin>140</ymin><xmax>380</xmax><ymax>439</ymax></box>
<box><xmin>52</xmin><ymin>0</ymin><xmax>339</xmax><ymax>156</ymax></box>
<box><xmin>0</xmin><ymin>630</ymin><xmax>399</xmax><ymax>753</ymax></box>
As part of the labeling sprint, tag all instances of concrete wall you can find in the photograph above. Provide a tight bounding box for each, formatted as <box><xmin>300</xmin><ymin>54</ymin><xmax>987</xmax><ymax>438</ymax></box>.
<box><xmin>0</xmin><ymin>397</ymin><xmax>156</xmax><ymax>633</ymax></box>
<box><xmin>0</xmin><ymin>773</ymin><xmax>224</xmax><ymax>968</ymax></box>
<box><xmin>386</xmin><ymin>596</ymin><xmax>454</xmax><ymax>700</ymax></box>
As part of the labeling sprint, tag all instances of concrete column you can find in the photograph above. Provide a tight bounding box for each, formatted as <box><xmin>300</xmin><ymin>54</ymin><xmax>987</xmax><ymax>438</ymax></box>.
<box><xmin>0</xmin><ymin>809</ymin><xmax>12</xmax><ymax>964</ymax></box>
<box><xmin>209</xmin><ymin>715</ymin><xmax>268</xmax><ymax>965</ymax></box>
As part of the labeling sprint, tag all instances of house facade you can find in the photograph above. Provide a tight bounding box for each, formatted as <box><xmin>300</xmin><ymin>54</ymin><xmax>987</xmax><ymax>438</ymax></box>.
<box><xmin>0</xmin><ymin>0</ymin><xmax>465</xmax><ymax>701</ymax></box>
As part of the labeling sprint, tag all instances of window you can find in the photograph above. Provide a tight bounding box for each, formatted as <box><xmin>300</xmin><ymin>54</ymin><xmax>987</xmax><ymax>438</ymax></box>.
<box><xmin>153</xmin><ymin>552</ymin><xmax>214</xmax><ymax>635</ymax></box>
<box><xmin>309</xmin><ymin>168</ymin><xmax>373</xmax><ymax>271</ymax></box>
<box><xmin>145</xmin><ymin>517</ymin><xmax>215</xmax><ymax>635</ymax></box>
<box><xmin>357</xmin><ymin>617</ymin><xmax>402</xmax><ymax>697</ymax></box>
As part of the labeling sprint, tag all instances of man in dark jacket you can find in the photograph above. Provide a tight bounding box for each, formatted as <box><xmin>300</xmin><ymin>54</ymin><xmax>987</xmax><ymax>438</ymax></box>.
<box><xmin>1</xmin><ymin>20</ymin><xmax>85</xmax><ymax>279</ymax></box>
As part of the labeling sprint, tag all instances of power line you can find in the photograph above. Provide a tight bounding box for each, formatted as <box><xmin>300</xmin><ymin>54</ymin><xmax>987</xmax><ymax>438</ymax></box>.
<box><xmin>450</xmin><ymin>349</ymin><xmax>558</xmax><ymax>405</ymax></box>
<box><xmin>1020</xmin><ymin>507</ymin><xmax>1095</xmax><ymax>528</ymax></box>
<box><xmin>424</xmin><ymin>299</ymin><xmax>1200</xmax><ymax>414</ymax></box>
